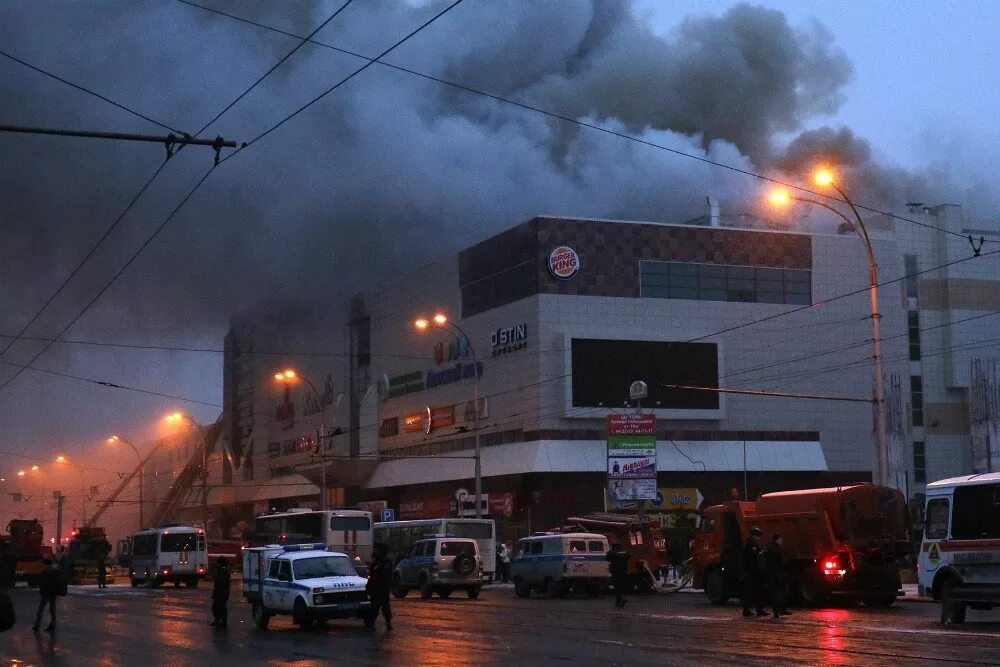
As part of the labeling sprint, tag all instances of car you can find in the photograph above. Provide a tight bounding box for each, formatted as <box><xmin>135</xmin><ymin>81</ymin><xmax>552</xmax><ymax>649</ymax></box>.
<box><xmin>242</xmin><ymin>544</ymin><xmax>371</xmax><ymax>630</ymax></box>
<box><xmin>391</xmin><ymin>536</ymin><xmax>482</xmax><ymax>600</ymax></box>
<box><xmin>510</xmin><ymin>532</ymin><xmax>611</xmax><ymax>598</ymax></box>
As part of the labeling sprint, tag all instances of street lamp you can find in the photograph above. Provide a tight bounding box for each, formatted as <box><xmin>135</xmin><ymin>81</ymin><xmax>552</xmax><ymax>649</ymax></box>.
<box><xmin>412</xmin><ymin>311</ymin><xmax>483</xmax><ymax>518</ymax></box>
<box><xmin>164</xmin><ymin>412</ymin><xmax>210</xmax><ymax>530</ymax></box>
<box><xmin>109</xmin><ymin>435</ymin><xmax>144</xmax><ymax>530</ymax></box>
<box><xmin>768</xmin><ymin>170</ymin><xmax>890</xmax><ymax>487</ymax></box>
<box><xmin>274</xmin><ymin>369</ymin><xmax>329</xmax><ymax>511</ymax></box>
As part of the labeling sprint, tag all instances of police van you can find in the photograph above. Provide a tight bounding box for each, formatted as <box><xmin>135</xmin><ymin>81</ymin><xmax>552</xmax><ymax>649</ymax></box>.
<box><xmin>242</xmin><ymin>544</ymin><xmax>371</xmax><ymax>630</ymax></box>
<box><xmin>510</xmin><ymin>532</ymin><xmax>610</xmax><ymax>598</ymax></box>
<box><xmin>918</xmin><ymin>473</ymin><xmax>1000</xmax><ymax>624</ymax></box>
<box><xmin>129</xmin><ymin>525</ymin><xmax>207</xmax><ymax>588</ymax></box>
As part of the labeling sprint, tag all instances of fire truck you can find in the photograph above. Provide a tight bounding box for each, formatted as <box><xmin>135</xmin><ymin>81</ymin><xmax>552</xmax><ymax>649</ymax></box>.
<box><xmin>66</xmin><ymin>526</ymin><xmax>115</xmax><ymax>585</ymax></box>
<box><xmin>693</xmin><ymin>485</ymin><xmax>909</xmax><ymax>607</ymax></box>
<box><xmin>562</xmin><ymin>513</ymin><xmax>668</xmax><ymax>591</ymax></box>
<box><xmin>1</xmin><ymin>519</ymin><xmax>45</xmax><ymax>586</ymax></box>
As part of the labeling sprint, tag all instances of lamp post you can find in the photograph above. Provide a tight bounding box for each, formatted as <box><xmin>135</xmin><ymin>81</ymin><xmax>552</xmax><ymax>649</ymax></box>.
<box><xmin>274</xmin><ymin>369</ymin><xmax>328</xmax><ymax>511</ymax></box>
<box><xmin>769</xmin><ymin>170</ymin><xmax>890</xmax><ymax>487</ymax></box>
<box><xmin>108</xmin><ymin>435</ymin><xmax>143</xmax><ymax>530</ymax></box>
<box><xmin>414</xmin><ymin>312</ymin><xmax>483</xmax><ymax>518</ymax></box>
<box><xmin>55</xmin><ymin>456</ymin><xmax>88</xmax><ymax>524</ymax></box>
<box><xmin>165</xmin><ymin>412</ymin><xmax>210</xmax><ymax>529</ymax></box>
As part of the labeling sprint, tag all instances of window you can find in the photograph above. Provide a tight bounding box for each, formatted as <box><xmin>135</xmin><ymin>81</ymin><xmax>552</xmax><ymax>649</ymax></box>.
<box><xmin>440</xmin><ymin>541</ymin><xmax>474</xmax><ymax>557</ymax></box>
<box><xmin>267</xmin><ymin>442</ymin><xmax>281</xmax><ymax>458</ymax></box>
<box><xmin>267</xmin><ymin>560</ymin><xmax>281</xmax><ymax>578</ymax></box>
<box><xmin>569</xmin><ymin>540</ymin><xmax>587</xmax><ymax>553</ymax></box>
<box><xmin>908</xmin><ymin>311</ymin><xmax>922</xmax><ymax>361</ymax></box>
<box><xmin>952</xmin><ymin>484</ymin><xmax>1000</xmax><ymax>539</ymax></box>
<box><xmin>904</xmin><ymin>254</ymin><xmax>919</xmax><ymax>298</ymax></box>
<box><xmin>277</xmin><ymin>560</ymin><xmax>292</xmax><ymax>581</ymax></box>
<box><xmin>911</xmin><ymin>376</ymin><xmax>924</xmax><ymax>427</ymax></box>
<box><xmin>913</xmin><ymin>441</ymin><xmax>926</xmax><ymax>484</ymax></box>
<box><xmin>409</xmin><ymin>542</ymin><xmax>426</xmax><ymax>558</ymax></box>
<box><xmin>640</xmin><ymin>261</ymin><xmax>811</xmax><ymax>305</ymax></box>
<box><xmin>160</xmin><ymin>534</ymin><xmax>198</xmax><ymax>552</ymax></box>
<box><xmin>516</xmin><ymin>540</ymin><xmax>529</xmax><ymax>557</ymax></box>
<box><xmin>588</xmin><ymin>540</ymin><xmax>605</xmax><ymax>553</ymax></box>
<box><xmin>529</xmin><ymin>541</ymin><xmax>543</xmax><ymax>555</ymax></box>
<box><xmin>293</xmin><ymin>556</ymin><xmax>356</xmax><ymax>579</ymax></box>
<box><xmin>331</xmin><ymin>516</ymin><xmax>371</xmax><ymax>532</ymax></box>
<box><xmin>925</xmin><ymin>498</ymin><xmax>949</xmax><ymax>539</ymax></box>
<box><xmin>132</xmin><ymin>534</ymin><xmax>156</xmax><ymax>556</ymax></box>
<box><xmin>445</xmin><ymin>522</ymin><xmax>493</xmax><ymax>539</ymax></box>
<box><xmin>285</xmin><ymin>514</ymin><xmax>323</xmax><ymax>543</ymax></box>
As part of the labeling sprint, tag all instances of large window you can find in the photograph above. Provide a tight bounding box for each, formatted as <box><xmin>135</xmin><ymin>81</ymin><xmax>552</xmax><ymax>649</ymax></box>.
<box><xmin>330</xmin><ymin>516</ymin><xmax>371</xmax><ymax>532</ymax></box>
<box><xmin>571</xmin><ymin>339</ymin><xmax>719</xmax><ymax>410</ymax></box>
<box><xmin>640</xmin><ymin>261</ymin><xmax>811</xmax><ymax>305</ymax></box>
<box><xmin>904</xmin><ymin>254</ymin><xmax>919</xmax><ymax>298</ymax></box>
<box><xmin>952</xmin><ymin>484</ymin><xmax>1000</xmax><ymax>539</ymax></box>
<box><xmin>160</xmin><ymin>534</ymin><xmax>202</xmax><ymax>552</ymax></box>
<box><xmin>913</xmin><ymin>441</ymin><xmax>926</xmax><ymax>484</ymax></box>
<box><xmin>908</xmin><ymin>311</ymin><xmax>922</xmax><ymax>361</ymax></box>
<box><xmin>925</xmin><ymin>498</ymin><xmax>949</xmax><ymax>539</ymax></box>
<box><xmin>911</xmin><ymin>375</ymin><xmax>924</xmax><ymax>427</ymax></box>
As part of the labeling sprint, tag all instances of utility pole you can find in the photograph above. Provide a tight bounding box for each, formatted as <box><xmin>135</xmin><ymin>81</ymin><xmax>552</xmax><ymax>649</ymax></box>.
<box><xmin>54</xmin><ymin>491</ymin><xmax>64</xmax><ymax>551</ymax></box>
<box><xmin>0</xmin><ymin>124</ymin><xmax>242</xmax><ymax>164</ymax></box>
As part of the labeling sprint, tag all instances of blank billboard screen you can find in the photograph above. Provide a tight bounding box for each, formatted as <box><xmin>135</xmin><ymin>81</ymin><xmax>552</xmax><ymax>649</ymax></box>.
<box><xmin>571</xmin><ymin>339</ymin><xmax>719</xmax><ymax>409</ymax></box>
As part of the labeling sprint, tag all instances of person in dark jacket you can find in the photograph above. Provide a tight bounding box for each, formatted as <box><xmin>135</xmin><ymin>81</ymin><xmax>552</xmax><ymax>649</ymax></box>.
<box><xmin>763</xmin><ymin>534</ymin><xmax>791</xmax><ymax>619</ymax></box>
<box><xmin>741</xmin><ymin>527</ymin><xmax>766</xmax><ymax>617</ymax></box>
<box><xmin>365</xmin><ymin>542</ymin><xmax>393</xmax><ymax>631</ymax></box>
<box><xmin>210</xmin><ymin>557</ymin><xmax>232</xmax><ymax>628</ymax></box>
<box><xmin>606</xmin><ymin>543</ymin><xmax>630</xmax><ymax>608</ymax></box>
<box><xmin>33</xmin><ymin>558</ymin><xmax>60</xmax><ymax>633</ymax></box>
<box><xmin>0</xmin><ymin>543</ymin><xmax>16</xmax><ymax>590</ymax></box>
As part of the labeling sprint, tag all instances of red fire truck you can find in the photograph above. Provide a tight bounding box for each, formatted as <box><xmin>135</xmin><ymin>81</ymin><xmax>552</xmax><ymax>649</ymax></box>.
<box><xmin>562</xmin><ymin>513</ymin><xmax>668</xmax><ymax>590</ymax></box>
<box><xmin>692</xmin><ymin>485</ymin><xmax>909</xmax><ymax>607</ymax></box>
<box><xmin>1</xmin><ymin>519</ymin><xmax>45</xmax><ymax>586</ymax></box>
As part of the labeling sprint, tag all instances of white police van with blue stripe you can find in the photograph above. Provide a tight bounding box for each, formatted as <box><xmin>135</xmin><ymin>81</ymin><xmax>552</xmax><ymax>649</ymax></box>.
<box><xmin>511</xmin><ymin>532</ymin><xmax>611</xmax><ymax>598</ymax></box>
<box><xmin>242</xmin><ymin>543</ymin><xmax>370</xmax><ymax>630</ymax></box>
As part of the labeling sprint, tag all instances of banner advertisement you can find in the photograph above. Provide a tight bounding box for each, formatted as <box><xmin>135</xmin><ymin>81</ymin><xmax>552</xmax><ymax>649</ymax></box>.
<box><xmin>607</xmin><ymin>414</ymin><xmax>657</xmax><ymax>500</ymax></box>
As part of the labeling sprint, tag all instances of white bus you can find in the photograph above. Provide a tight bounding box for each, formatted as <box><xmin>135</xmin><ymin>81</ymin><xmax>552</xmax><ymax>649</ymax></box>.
<box><xmin>374</xmin><ymin>518</ymin><xmax>496</xmax><ymax>579</ymax></box>
<box><xmin>252</xmin><ymin>509</ymin><xmax>374</xmax><ymax>562</ymax></box>
<box><xmin>129</xmin><ymin>525</ymin><xmax>208</xmax><ymax>589</ymax></box>
<box><xmin>918</xmin><ymin>473</ymin><xmax>1000</xmax><ymax>624</ymax></box>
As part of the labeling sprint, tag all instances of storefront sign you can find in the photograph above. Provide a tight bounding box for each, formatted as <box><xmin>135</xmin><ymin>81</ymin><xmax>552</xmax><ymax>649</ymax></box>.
<box><xmin>488</xmin><ymin>492</ymin><xmax>517</xmax><ymax>518</ymax></box>
<box><xmin>607</xmin><ymin>414</ymin><xmax>657</xmax><ymax>500</ymax></box>
<box><xmin>402</xmin><ymin>413</ymin><xmax>424</xmax><ymax>433</ymax></box>
<box><xmin>430</xmin><ymin>405</ymin><xmax>455</xmax><ymax>431</ymax></box>
<box><xmin>399</xmin><ymin>496</ymin><xmax>452</xmax><ymax>520</ymax></box>
<box><xmin>434</xmin><ymin>337</ymin><xmax>470</xmax><ymax>365</ymax></box>
<box><xmin>381</xmin><ymin>371</ymin><xmax>425</xmax><ymax>401</ymax></box>
<box><xmin>378</xmin><ymin>417</ymin><xmax>399</xmax><ymax>438</ymax></box>
<box><xmin>357</xmin><ymin>500</ymin><xmax>388</xmax><ymax>515</ymax></box>
<box><xmin>274</xmin><ymin>384</ymin><xmax>295</xmax><ymax>430</ymax></box>
<box><xmin>425</xmin><ymin>360</ymin><xmax>483</xmax><ymax>389</ymax></box>
<box><xmin>548</xmin><ymin>245</ymin><xmax>580</xmax><ymax>280</ymax></box>
<box><xmin>303</xmin><ymin>373</ymin><xmax>337</xmax><ymax>416</ymax></box>
<box><xmin>491</xmin><ymin>323</ymin><xmax>528</xmax><ymax>358</ymax></box>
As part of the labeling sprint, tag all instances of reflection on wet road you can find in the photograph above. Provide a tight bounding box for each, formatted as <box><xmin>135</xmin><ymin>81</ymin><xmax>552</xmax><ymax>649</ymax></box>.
<box><xmin>2</xmin><ymin>583</ymin><xmax>999</xmax><ymax>665</ymax></box>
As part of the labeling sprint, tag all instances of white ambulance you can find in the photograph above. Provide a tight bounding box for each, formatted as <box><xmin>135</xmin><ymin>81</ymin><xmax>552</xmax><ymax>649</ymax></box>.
<box><xmin>918</xmin><ymin>473</ymin><xmax>1000</xmax><ymax>624</ymax></box>
<box><xmin>242</xmin><ymin>543</ymin><xmax>371</xmax><ymax>630</ymax></box>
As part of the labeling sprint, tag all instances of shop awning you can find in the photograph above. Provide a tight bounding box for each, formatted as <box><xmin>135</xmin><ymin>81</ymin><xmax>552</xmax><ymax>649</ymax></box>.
<box><xmin>363</xmin><ymin>439</ymin><xmax>827</xmax><ymax>489</ymax></box>
<box><xmin>207</xmin><ymin>473</ymin><xmax>319</xmax><ymax>506</ymax></box>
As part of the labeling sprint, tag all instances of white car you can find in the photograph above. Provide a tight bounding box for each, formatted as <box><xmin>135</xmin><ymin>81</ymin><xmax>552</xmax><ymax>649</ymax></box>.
<box><xmin>243</xmin><ymin>544</ymin><xmax>371</xmax><ymax>630</ymax></box>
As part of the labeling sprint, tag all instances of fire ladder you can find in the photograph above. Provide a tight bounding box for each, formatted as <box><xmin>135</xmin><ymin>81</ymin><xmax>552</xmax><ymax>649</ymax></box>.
<box><xmin>82</xmin><ymin>441</ymin><xmax>166</xmax><ymax>530</ymax></box>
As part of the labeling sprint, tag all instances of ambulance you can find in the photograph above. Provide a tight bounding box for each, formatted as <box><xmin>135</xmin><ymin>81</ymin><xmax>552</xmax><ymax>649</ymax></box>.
<box><xmin>242</xmin><ymin>544</ymin><xmax>371</xmax><ymax>630</ymax></box>
<box><xmin>918</xmin><ymin>473</ymin><xmax>1000</xmax><ymax>624</ymax></box>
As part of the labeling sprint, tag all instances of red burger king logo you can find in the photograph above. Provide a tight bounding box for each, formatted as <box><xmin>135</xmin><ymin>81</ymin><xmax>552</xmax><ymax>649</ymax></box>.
<box><xmin>548</xmin><ymin>245</ymin><xmax>580</xmax><ymax>280</ymax></box>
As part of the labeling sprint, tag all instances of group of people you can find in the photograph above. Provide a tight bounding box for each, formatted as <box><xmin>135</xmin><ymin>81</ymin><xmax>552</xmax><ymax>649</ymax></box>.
<box><xmin>740</xmin><ymin>527</ymin><xmax>790</xmax><ymax>620</ymax></box>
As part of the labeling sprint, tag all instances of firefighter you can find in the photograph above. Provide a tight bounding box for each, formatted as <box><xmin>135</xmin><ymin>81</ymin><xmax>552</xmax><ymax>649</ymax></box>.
<box><xmin>764</xmin><ymin>534</ymin><xmax>791</xmax><ymax>619</ymax></box>
<box><xmin>741</xmin><ymin>527</ymin><xmax>766</xmax><ymax>617</ymax></box>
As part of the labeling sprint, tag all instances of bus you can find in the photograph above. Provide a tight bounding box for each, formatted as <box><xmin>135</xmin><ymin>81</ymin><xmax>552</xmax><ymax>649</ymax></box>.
<box><xmin>129</xmin><ymin>525</ymin><xmax>207</xmax><ymax>588</ymax></box>
<box><xmin>252</xmin><ymin>509</ymin><xmax>374</xmax><ymax>563</ymax></box>
<box><xmin>374</xmin><ymin>518</ymin><xmax>496</xmax><ymax>579</ymax></box>
<box><xmin>918</xmin><ymin>473</ymin><xmax>1000</xmax><ymax>624</ymax></box>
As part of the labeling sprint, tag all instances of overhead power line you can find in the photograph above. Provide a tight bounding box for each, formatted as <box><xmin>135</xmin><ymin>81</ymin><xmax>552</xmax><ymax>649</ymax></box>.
<box><xmin>0</xmin><ymin>48</ymin><xmax>184</xmax><ymax>134</ymax></box>
<box><xmin>176</xmin><ymin>0</ymin><xmax>978</xmax><ymax>244</ymax></box>
<box><xmin>0</xmin><ymin>0</ymin><xmax>360</xmax><ymax>395</ymax></box>
<box><xmin>660</xmin><ymin>383</ymin><xmax>872</xmax><ymax>404</ymax></box>
<box><xmin>0</xmin><ymin>124</ymin><xmax>240</xmax><ymax>162</ymax></box>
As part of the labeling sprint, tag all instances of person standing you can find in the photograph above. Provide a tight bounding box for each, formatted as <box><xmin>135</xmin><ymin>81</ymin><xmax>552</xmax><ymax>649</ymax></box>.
<box><xmin>210</xmin><ymin>557</ymin><xmax>232</xmax><ymax>628</ymax></box>
<box><xmin>497</xmin><ymin>543</ymin><xmax>511</xmax><ymax>583</ymax></box>
<box><xmin>33</xmin><ymin>558</ymin><xmax>60</xmax><ymax>633</ymax></box>
<box><xmin>606</xmin><ymin>543</ymin><xmax>630</xmax><ymax>608</ymax></box>
<box><xmin>763</xmin><ymin>534</ymin><xmax>791</xmax><ymax>619</ymax></box>
<box><xmin>95</xmin><ymin>540</ymin><xmax>108</xmax><ymax>589</ymax></box>
<box><xmin>741</xmin><ymin>527</ymin><xmax>766</xmax><ymax>617</ymax></box>
<box><xmin>365</xmin><ymin>542</ymin><xmax>393</xmax><ymax>631</ymax></box>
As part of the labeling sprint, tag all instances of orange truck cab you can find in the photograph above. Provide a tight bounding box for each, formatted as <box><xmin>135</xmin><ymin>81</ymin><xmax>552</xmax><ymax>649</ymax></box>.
<box><xmin>693</xmin><ymin>485</ymin><xmax>908</xmax><ymax>607</ymax></box>
<box><xmin>2</xmin><ymin>519</ymin><xmax>45</xmax><ymax>586</ymax></box>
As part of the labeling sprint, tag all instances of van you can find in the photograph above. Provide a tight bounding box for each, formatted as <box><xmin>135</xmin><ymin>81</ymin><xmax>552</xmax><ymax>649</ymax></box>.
<box><xmin>511</xmin><ymin>532</ymin><xmax>610</xmax><ymax>598</ymax></box>
<box><xmin>129</xmin><ymin>525</ymin><xmax>208</xmax><ymax>588</ymax></box>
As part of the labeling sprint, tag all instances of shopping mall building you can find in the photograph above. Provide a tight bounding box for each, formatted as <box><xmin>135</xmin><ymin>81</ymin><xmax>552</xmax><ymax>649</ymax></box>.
<box><xmin>180</xmin><ymin>204</ymin><xmax>1000</xmax><ymax>540</ymax></box>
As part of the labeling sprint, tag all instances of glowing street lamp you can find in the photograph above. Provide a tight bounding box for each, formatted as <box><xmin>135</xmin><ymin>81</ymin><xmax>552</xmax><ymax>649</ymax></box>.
<box><xmin>31</xmin><ymin>465</ymin><xmax>39</xmax><ymax>472</ymax></box>
<box><xmin>411</xmin><ymin>311</ymin><xmax>483</xmax><ymax>518</ymax></box>
<box><xmin>108</xmin><ymin>434</ymin><xmax>144</xmax><ymax>530</ymax></box>
<box><xmin>272</xmin><ymin>368</ymin><xmax>329</xmax><ymax>510</ymax></box>
<box><xmin>767</xmin><ymin>168</ymin><xmax>889</xmax><ymax>487</ymax></box>
<box><xmin>17</xmin><ymin>471</ymin><xmax>25</xmax><ymax>477</ymax></box>
<box><xmin>55</xmin><ymin>456</ymin><xmax>65</xmax><ymax>463</ymax></box>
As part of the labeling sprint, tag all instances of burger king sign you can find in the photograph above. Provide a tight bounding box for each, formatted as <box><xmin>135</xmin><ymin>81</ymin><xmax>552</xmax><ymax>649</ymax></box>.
<box><xmin>548</xmin><ymin>245</ymin><xmax>580</xmax><ymax>280</ymax></box>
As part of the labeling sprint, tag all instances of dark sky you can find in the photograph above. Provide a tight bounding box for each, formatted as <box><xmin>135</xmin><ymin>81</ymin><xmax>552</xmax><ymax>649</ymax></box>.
<box><xmin>1</xmin><ymin>0</ymin><xmax>997</xmax><ymax>501</ymax></box>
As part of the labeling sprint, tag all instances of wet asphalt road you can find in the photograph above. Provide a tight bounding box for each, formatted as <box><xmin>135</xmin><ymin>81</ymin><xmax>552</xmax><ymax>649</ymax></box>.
<box><xmin>3</xmin><ymin>582</ymin><xmax>1000</xmax><ymax>666</ymax></box>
